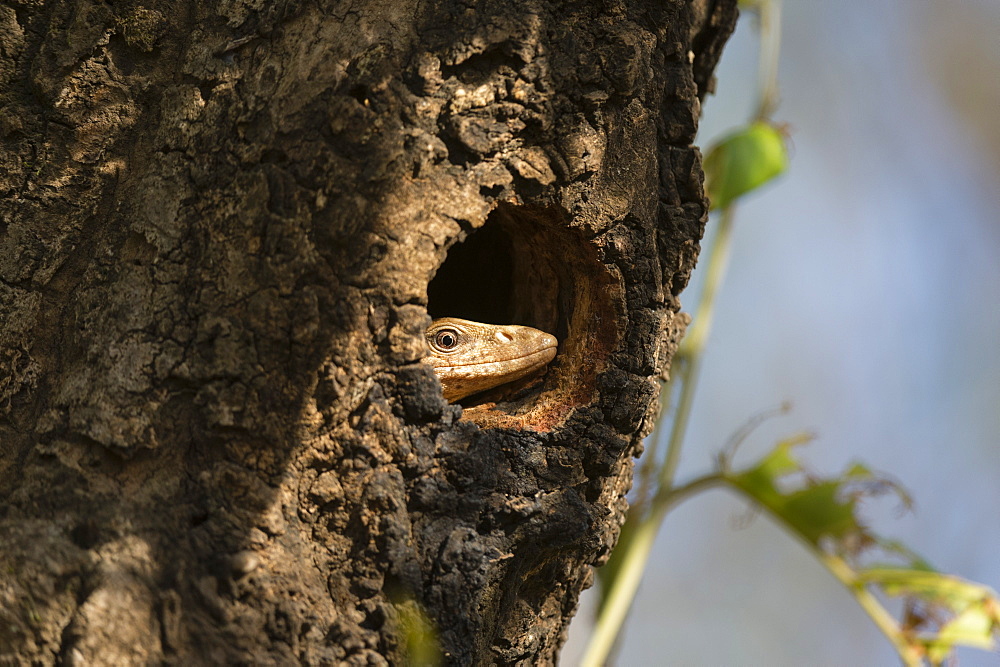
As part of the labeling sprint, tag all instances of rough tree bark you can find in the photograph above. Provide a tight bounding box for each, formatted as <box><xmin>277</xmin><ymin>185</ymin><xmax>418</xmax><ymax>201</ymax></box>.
<box><xmin>0</xmin><ymin>0</ymin><xmax>737</xmax><ymax>663</ymax></box>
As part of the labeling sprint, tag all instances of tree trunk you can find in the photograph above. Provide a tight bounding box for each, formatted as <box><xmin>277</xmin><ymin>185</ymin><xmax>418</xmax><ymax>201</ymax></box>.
<box><xmin>0</xmin><ymin>0</ymin><xmax>736</xmax><ymax>663</ymax></box>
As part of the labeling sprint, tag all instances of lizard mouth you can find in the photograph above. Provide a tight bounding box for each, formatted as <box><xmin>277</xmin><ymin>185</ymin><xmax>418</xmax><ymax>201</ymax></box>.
<box><xmin>434</xmin><ymin>344</ymin><xmax>557</xmax><ymax>371</ymax></box>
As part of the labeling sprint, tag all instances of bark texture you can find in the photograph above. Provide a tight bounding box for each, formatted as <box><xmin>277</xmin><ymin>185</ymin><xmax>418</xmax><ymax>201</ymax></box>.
<box><xmin>0</xmin><ymin>0</ymin><xmax>737</xmax><ymax>663</ymax></box>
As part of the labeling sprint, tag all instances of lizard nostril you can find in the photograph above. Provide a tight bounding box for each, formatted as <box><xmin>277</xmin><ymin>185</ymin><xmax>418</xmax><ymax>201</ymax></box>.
<box><xmin>495</xmin><ymin>330</ymin><xmax>513</xmax><ymax>343</ymax></box>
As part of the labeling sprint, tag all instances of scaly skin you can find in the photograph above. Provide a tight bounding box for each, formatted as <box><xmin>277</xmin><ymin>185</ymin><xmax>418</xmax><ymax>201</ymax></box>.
<box><xmin>423</xmin><ymin>318</ymin><xmax>558</xmax><ymax>402</ymax></box>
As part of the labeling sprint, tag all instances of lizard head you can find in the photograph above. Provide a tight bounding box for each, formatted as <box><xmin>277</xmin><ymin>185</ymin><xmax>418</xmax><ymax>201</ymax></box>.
<box><xmin>424</xmin><ymin>317</ymin><xmax>558</xmax><ymax>402</ymax></box>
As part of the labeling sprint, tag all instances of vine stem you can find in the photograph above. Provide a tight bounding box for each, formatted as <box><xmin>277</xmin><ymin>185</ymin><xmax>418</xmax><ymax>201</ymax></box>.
<box><xmin>754</xmin><ymin>0</ymin><xmax>782</xmax><ymax>121</ymax></box>
<box><xmin>661</xmin><ymin>204</ymin><xmax>736</xmax><ymax>488</ymax></box>
<box><xmin>817</xmin><ymin>553</ymin><xmax>923</xmax><ymax>667</ymax></box>
<box><xmin>580</xmin><ymin>475</ymin><xmax>724</xmax><ymax>667</ymax></box>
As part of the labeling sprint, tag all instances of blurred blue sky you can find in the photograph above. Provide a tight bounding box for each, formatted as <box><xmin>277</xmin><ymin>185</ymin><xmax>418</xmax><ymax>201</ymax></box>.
<box><xmin>566</xmin><ymin>1</ymin><xmax>1000</xmax><ymax>664</ymax></box>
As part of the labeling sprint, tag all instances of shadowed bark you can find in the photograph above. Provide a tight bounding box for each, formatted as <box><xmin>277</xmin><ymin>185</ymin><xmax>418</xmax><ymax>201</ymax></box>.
<box><xmin>0</xmin><ymin>0</ymin><xmax>737</xmax><ymax>663</ymax></box>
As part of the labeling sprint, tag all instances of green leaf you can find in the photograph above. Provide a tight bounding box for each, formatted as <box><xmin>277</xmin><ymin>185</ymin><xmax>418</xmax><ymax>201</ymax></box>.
<box><xmin>736</xmin><ymin>432</ymin><xmax>811</xmax><ymax>480</ymax></box>
<box><xmin>704</xmin><ymin>121</ymin><xmax>788</xmax><ymax>210</ymax></box>
<box><xmin>732</xmin><ymin>474</ymin><xmax>858</xmax><ymax>546</ymax></box>
<box><xmin>843</xmin><ymin>462</ymin><xmax>874</xmax><ymax>479</ymax></box>
<box><xmin>728</xmin><ymin>434</ymin><xmax>863</xmax><ymax>546</ymax></box>
<box><xmin>926</xmin><ymin>603</ymin><xmax>999</xmax><ymax>663</ymax></box>
<box><xmin>859</xmin><ymin>567</ymin><xmax>1000</xmax><ymax>660</ymax></box>
<box><xmin>936</xmin><ymin>607</ymin><xmax>997</xmax><ymax>649</ymax></box>
<box><xmin>860</xmin><ymin>568</ymin><xmax>998</xmax><ymax>609</ymax></box>
<box><xmin>724</xmin><ymin>437</ymin><xmax>1000</xmax><ymax>662</ymax></box>
<box><xmin>387</xmin><ymin>588</ymin><xmax>443</xmax><ymax>666</ymax></box>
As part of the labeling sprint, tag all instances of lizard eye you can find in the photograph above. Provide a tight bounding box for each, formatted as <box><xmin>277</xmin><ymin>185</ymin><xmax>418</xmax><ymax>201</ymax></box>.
<box><xmin>435</xmin><ymin>329</ymin><xmax>459</xmax><ymax>350</ymax></box>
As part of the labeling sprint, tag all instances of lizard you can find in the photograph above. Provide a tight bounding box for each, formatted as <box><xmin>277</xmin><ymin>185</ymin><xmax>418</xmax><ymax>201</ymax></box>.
<box><xmin>423</xmin><ymin>317</ymin><xmax>558</xmax><ymax>402</ymax></box>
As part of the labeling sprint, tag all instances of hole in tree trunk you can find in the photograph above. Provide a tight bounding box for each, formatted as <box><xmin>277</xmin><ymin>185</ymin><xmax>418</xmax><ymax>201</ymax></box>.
<box><xmin>427</xmin><ymin>222</ymin><xmax>516</xmax><ymax>325</ymax></box>
<box><xmin>427</xmin><ymin>203</ymin><xmax>621</xmax><ymax>430</ymax></box>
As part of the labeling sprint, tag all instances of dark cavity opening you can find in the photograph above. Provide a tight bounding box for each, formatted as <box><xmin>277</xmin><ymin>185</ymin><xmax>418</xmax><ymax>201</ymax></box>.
<box><xmin>427</xmin><ymin>222</ymin><xmax>515</xmax><ymax>324</ymax></box>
